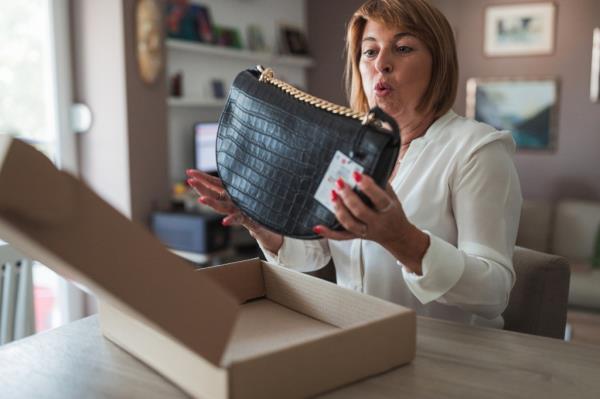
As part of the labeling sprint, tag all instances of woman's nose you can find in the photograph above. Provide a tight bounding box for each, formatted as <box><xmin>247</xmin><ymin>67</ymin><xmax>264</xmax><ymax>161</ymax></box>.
<box><xmin>375</xmin><ymin>51</ymin><xmax>393</xmax><ymax>74</ymax></box>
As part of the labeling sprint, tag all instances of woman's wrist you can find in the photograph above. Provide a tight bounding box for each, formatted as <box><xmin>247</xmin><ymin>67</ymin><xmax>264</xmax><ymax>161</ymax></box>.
<box><xmin>249</xmin><ymin>227</ymin><xmax>283</xmax><ymax>254</ymax></box>
<box><xmin>382</xmin><ymin>224</ymin><xmax>430</xmax><ymax>275</ymax></box>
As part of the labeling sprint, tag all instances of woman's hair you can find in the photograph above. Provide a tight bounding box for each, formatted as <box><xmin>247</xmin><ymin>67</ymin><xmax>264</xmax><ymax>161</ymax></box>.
<box><xmin>344</xmin><ymin>0</ymin><xmax>458</xmax><ymax>117</ymax></box>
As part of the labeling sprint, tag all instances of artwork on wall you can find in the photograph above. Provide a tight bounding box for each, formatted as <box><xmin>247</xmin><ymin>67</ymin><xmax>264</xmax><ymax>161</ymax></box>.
<box><xmin>466</xmin><ymin>77</ymin><xmax>559</xmax><ymax>151</ymax></box>
<box><xmin>591</xmin><ymin>28</ymin><xmax>600</xmax><ymax>103</ymax></box>
<box><xmin>484</xmin><ymin>2</ymin><xmax>556</xmax><ymax>57</ymax></box>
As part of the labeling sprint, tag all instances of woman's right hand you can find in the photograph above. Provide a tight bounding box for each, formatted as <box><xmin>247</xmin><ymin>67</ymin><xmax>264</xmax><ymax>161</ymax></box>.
<box><xmin>185</xmin><ymin>169</ymin><xmax>283</xmax><ymax>254</ymax></box>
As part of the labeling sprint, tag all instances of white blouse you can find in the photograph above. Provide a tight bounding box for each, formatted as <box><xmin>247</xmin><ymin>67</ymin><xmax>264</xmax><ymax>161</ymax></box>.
<box><xmin>261</xmin><ymin>110</ymin><xmax>522</xmax><ymax>328</ymax></box>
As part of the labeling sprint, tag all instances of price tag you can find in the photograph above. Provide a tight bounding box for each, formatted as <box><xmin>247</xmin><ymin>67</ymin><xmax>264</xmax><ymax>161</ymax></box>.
<box><xmin>314</xmin><ymin>151</ymin><xmax>364</xmax><ymax>214</ymax></box>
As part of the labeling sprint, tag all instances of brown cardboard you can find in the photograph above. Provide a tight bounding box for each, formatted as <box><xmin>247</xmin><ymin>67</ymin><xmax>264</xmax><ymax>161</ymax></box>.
<box><xmin>0</xmin><ymin>135</ymin><xmax>416</xmax><ymax>398</ymax></box>
<box><xmin>0</xmin><ymin>135</ymin><xmax>238</xmax><ymax>366</ymax></box>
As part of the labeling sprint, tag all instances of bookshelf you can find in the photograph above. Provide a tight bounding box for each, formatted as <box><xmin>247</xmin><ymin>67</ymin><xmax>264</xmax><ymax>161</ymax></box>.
<box><xmin>166</xmin><ymin>0</ymin><xmax>311</xmax><ymax>185</ymax></box>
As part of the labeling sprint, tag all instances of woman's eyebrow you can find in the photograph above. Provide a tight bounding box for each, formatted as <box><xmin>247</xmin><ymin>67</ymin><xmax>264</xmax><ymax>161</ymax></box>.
<box><xmin>362</xmin><ymin>32</ymin><xmax>413</xmax><ymax>42</ymax></box>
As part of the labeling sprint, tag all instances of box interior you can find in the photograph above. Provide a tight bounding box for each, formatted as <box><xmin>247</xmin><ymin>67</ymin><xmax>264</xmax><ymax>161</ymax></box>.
<box><xmin>197</xmin><ymin>258</ymin><xmax>410</xmax><ymax>367</ymax></box>
<box><xmin>221</xmin><ymin>298</ymin><xmax>339</xmax><ymax>365</ymax></box>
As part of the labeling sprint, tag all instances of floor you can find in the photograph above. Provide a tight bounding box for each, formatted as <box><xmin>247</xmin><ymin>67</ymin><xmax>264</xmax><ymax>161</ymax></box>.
<box><xmin>566</xmin><ymin>309</ymin><xmax>600</xmax><ymax>346</ymax></box>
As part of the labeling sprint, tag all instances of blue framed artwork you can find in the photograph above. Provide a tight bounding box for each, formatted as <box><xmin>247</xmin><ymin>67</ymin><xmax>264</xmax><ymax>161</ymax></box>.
<box><xmin>466</xmin><ymin>77</ymin><xmax>559</xmax><ymax>151</ymax></box>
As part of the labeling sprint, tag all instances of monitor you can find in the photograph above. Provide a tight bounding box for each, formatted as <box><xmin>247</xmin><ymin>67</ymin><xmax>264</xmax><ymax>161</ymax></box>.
<box><xmin>194</xmin><ymin>122</ymin><xmax>219</xmax><ymax>174</ymax></box>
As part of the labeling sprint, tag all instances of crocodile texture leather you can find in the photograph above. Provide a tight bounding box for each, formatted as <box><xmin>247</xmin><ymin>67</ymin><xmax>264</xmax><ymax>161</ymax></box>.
<box><xmin>216</xmin><ymin>68</ymin><xmax>400</xmax><ymax>239</ymax></box>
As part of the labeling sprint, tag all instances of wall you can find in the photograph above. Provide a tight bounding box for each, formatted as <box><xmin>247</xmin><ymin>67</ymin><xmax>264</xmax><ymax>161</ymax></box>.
<box><xmin>306</xmin><ymin>0</ymin><xmax>364</xmax><ymax>106</ymax></box>
<box><xmin>432</xmin><ymin>0</ymin><xmax>600</xmax><ymax>202</ymax></box>
<box><xmin>307</xmin><ymin>0</ymin><xmax>600</xmax><ymax>201</ymax></box>
<box><xmin>72</xmin><ymin>0</ymin><xmax>170</xmax><ymax>225</ymax></box>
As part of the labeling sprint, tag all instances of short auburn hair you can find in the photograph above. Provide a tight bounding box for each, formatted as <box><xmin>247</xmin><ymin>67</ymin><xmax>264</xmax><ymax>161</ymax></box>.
<box><xmin>344</xmin><ymin>0</ymin><xmax>458</xmax><ymax>118</ymax></box>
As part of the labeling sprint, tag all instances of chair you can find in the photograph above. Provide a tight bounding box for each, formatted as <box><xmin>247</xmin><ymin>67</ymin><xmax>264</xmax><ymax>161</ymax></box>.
<box><xmin>0</xmin><ymin>244</ymin><xmax>35</xmax><ymax>344</ymax></box>
<box><xmin>502</xmin><ymin>246</ymin><xmax>570</xmax><ymax>339</ymax></box>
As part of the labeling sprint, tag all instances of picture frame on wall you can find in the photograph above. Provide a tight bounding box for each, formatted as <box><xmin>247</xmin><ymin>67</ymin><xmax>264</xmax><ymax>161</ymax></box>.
<box><xmin>484</xmin><ymin>2</ymin><xmax>557</xmax><ymax>57</ymax></box>
<box><xmin>466</xmin><ymin>77</ymin><xmax>559</xmax><ymax>151</ymax></box>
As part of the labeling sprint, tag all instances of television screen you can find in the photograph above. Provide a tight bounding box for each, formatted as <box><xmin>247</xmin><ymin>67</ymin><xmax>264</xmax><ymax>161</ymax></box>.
<box><xmin>194</xmin><ymin>122</ymin><xmax>219</xmax><ymax>173</ymax></box>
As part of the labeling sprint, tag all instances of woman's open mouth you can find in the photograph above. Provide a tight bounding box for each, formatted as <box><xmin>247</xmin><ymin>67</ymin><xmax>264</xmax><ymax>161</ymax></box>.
<box><xmin>374</xmin><ymin>81</ymin><xmax>393</xmax><ymax>97</ymax></box>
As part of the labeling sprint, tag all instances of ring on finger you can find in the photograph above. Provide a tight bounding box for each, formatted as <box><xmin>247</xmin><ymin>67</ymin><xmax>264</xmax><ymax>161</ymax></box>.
<box><xmin>378</xmin><ymin>201</ymin><xmax>394</xmax><ymax>213</ymax></box>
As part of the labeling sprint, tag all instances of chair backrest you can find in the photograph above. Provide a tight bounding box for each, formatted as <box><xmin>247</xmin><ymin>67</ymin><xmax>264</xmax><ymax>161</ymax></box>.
<box><xmin>552</xmin><ymin>200</ymin><xmax>600</xmax><ymax>261</ymax></box>
<box><xmin>503</xmin><ymin>246</ymin><xmax>570</xmax><ymax>339</ymax></box>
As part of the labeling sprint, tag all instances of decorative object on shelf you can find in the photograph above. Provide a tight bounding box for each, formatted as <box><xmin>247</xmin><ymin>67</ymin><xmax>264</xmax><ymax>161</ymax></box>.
<box><xmin>165</xmin><ymin>1</ymin><xmax>213</xmax><ymax>44</ymax></box>
<box><xmin>169</xmin><ymin>71</ymin><xmax>183</xmax><ymax>97</ymax></box>
<box><xmin>211</xmin><ymin>79</ymin><xmax>225</xmax><ymax>99</ymax></box>
<box><xmin>213</xmin><ymin>26</ymin><xmax>242</xmax><ymax>49</ymax></box>
<box><xmin>246</xmin><ymin>24</ymin><xmax>267</xmax><ymax>52</ymax></box>
<box><xmin>466</xmin><ymin>77</ymin><xmax>559</xmax><ymax>151</ymax></box>
<box><xmin>166</xmin><ymin>0</ymin><xmax>197</xmax><ymax>42</ymax></box>
<box><xmin>195</xmin><ymin>4</ymin><xmax>214</xmax><ymax>44</ymax></box>
<box><xmin>484</xmin><ymin>2</ymin><xmax>556</xmax><ymax>57</ymax></box>
<box><xmin>279</xmin><ymin>25</ymin><xmax>309</xmax><ymax>56</ymax></box>
<box><xmin>591</xmin><ymin>28</ymin><xmax>600</xmax><ymax>103</ymax></box>
<box><xmin>136</xmin><ymin>0</ymin><xmax>164</xmax><ymax>85</ymax></box>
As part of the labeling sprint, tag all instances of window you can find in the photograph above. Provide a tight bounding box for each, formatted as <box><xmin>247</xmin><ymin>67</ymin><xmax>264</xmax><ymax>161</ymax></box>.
<box><xmin>0</xmin><ymin>0</ymin><xmax>82</xmax><ymax>335</ymax></box>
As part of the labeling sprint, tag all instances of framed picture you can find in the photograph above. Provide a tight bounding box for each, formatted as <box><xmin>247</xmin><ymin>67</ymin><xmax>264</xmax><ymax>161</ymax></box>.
<box><xmin>591</xmin><ymin>28</ymin><xmax>600</xmax><ymax>103</ymax></box>
<box><xmin>247</xmin><ymin>25</ymin><xmax>267</xmax><ymax>52</ymax></box>
<box><xmin>484</xmin><ymin>2</ymin><xmax>556</xmax><ymax>57</ymax></box>
<box><xmin>466</xmin><ymin>77</ymin><xmax>559</xmax><ymax>151</ymax></box>
<box><xmin>279</xmin><ymin>25</ymin><xmax>309</xmax><ymax>56</ymax></box>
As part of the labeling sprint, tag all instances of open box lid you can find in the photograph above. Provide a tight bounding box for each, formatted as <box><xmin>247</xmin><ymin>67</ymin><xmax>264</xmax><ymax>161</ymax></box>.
<box><xmin>0</xmin><ymin>135</ymin><xmax>239</xmax><ymax>366</ymax></box>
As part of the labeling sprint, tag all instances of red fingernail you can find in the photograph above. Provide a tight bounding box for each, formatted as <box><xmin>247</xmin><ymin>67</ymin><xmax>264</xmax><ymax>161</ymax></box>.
<box><xmin>186</xmin><ymin>169</ymin><xmax>193</xmax><ymax>175</ymax></box>
<box><xmin>330</xmin><ymin>190</ymin><xmax>338</xmax><ymax>201</ymax></box>
<box><xmin>186</xmin><ymin>178</ymin><xmax>193</xmax><ymax>186</ymax></box>
<box><xmin>222</xmin><ymin>218</ymin><xmax>229</xmax><ymax>226</ymax></box>
<box><xmin>336</xmin><ymin>178</ymin><xmax>345</xmax><ymax>189</ymax></box>
<box><xmin>198</xmin><ymin>197</ymin><xmax>207</xmax><ymax>204</ymax></box>
<box><xmin>313</xmin><ymin>226</ymin><xmax>322</xmax><ymax>234</ymax></box>
<box><xmin>353</xmin><ymin>171</ymin><xmax>362</xmax><ymax>183</ymax></box>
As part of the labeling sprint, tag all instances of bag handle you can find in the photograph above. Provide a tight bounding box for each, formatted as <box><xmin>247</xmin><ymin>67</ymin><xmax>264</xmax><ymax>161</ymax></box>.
<box><xmin>369</xmin><ymin>106</ymin><xmax>401</xmax><ymax>146</ymax></box>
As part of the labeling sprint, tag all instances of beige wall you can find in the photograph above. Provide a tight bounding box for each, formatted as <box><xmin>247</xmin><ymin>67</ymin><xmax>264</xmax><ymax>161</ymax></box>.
<box><xmin>71</xmin><ymin>0</ymin><xmax>169</xmax><ymax>226</ymax></box>
<box><xmin>307</xmin><ymin>0</ymin><xmax>600</xmax><ymax>202</ymax></box>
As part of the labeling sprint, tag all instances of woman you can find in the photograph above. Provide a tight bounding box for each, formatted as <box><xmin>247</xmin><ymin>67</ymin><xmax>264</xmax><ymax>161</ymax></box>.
<box><xmin>187</xmin><ymin>0</ymin><xmax>522</xmax><ymax>328</ymax></box>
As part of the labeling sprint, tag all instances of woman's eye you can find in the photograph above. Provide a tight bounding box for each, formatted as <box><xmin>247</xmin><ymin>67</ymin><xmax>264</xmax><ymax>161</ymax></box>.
<box><xmin>396</xmin><ymin>45</ymin><xmax>413</xmax><ymax>54</ymax></box>
<box><xmin>362</xmin><ymin>48</ymin><xmax>377</xmax><ymax>58</ymax></box>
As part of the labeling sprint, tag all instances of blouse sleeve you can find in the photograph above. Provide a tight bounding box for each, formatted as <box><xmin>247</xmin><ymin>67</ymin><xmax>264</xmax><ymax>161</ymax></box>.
<box><xmin>401</xmin><ymin>133</ymin><xmax>522</xmax><ymax>320</ymax></box>
<box><xmin>260</xmin><ymin>236</ymin><xmax>331</xmax><ymax>273</ymax></box>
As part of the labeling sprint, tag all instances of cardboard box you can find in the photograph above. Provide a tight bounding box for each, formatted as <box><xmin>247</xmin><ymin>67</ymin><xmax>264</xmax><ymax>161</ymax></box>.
<box><xmin>0</xmin><ymin>135</ymin><xmax>416</xmax><ymax>398</ymax></box>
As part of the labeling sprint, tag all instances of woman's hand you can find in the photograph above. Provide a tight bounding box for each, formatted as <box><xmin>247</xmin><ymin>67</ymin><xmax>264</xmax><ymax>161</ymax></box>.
<box><xmin>313</xmin><ymin>172</ymin><xmax>430</xmax><ymax>275</ymax></box>
<box><xmin>185</xmin><ymin>169</ymin><xmax>283</xmax><ymax>254</ymax></box>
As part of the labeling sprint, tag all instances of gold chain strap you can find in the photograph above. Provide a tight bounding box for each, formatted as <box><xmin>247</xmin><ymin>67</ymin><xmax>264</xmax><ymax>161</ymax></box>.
<box><xmin>257</xmin><ymin>65</ymin><xmax>376</xmax><ymax>125</ymax></box>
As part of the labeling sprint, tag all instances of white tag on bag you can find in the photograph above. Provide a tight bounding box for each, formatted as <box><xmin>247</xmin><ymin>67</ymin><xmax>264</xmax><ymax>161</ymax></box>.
<box><xmin>314</xmin><ymin>151</ymin><xmax>364</xmax><ymax>214</ymax></box>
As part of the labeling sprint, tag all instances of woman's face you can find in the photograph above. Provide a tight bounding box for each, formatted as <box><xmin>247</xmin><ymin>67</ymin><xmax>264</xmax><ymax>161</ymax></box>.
<box><xmin>359</xmin><ymin>19</ymin><xmax>432</xmax><ymax>118</ymax></box>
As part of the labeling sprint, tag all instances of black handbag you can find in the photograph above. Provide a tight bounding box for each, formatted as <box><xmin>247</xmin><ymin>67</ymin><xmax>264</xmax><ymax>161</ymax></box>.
<box><xmin>216</xmin><ymin>66</ymin><xmax>400</xmax><ymax>239</ymax></box>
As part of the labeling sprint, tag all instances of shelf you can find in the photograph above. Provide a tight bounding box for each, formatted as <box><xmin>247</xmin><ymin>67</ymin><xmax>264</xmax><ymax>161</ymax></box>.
<box><xmin>166</xmin><ymin>39</ymin><xmax>315</xmax><ymax>68</ymax></box>
<box><xmin>167</xmin><ymin>97</ymin><xmax>226</xmax><ymax>108</ymax></box>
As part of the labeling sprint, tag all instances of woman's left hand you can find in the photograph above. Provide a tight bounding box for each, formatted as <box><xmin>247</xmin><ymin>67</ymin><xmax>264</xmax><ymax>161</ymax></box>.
<box><xmin>313</xmin><ymin>172</ymin><xmax>409</xmax><ymax>245</ymax></box>
<box><xmin>313</xmin><ymin>172</ymin><xmax>429</xmax><ymax>275</ymax></box>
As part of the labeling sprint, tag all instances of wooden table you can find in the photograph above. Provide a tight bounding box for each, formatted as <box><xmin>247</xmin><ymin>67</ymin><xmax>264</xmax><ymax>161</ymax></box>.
<box><xmin>1</xmin><ymin>315</ymin><xmax>599</xmax><ymax>398</ymax></box>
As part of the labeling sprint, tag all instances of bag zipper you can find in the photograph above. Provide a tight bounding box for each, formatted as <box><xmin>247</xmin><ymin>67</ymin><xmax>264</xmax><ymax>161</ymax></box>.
<box><xmin>257</xmin><ymin>65</ymin><xmax>381</xmax><ymax>127</ymax></box>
